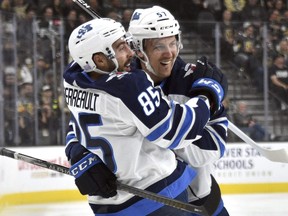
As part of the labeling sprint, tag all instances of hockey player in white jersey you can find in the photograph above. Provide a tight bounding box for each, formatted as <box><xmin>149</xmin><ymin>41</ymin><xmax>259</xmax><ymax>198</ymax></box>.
<box><xmin>128</xmin><ymin>6</ymin><xmax>229</xmax><ymax>215</ymax></box>
<box><xmin>64</xmin><ymin>18</ymin><xmax>225</xmax><ymax>215</ymax></box>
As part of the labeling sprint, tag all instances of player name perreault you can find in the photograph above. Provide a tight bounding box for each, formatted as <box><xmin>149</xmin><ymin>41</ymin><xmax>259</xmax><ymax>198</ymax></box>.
<box><xmin>64</xmin><ymin>87</ymin><xmax>99</xmax><ymax>111</ymax></box>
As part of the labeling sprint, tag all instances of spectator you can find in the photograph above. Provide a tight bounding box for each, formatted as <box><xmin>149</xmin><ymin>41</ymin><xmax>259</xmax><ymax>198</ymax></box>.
<box><xmin>78</xmin><ymin>12</ymin><xmax>90</xmax><ymax>24</ymax></box>
<box><xmin>0</xmin><ymin>0</ymin><xmax>13</xmax><ymax>21</ymax></box>
<box><xmin>36</xmin><ymin>5</ymin><xmax>56</xmax><ymax>65</ymax></box>
<box><xmin>61</xmin><ymin>0</ymin><xmax>81</xmax><ymax>17</ymax></box>
<box><xmin>17</xmin><ymin>82</ymin><xmax>35</xmax><ymax>145</ymax></box>
<box><xmin>50</xmin><ymin>0</ymin><xmax>63</xmax><ymax>18</ymax></box>
<box><xmin>200</xmin><ymin>0</ymin><xmax>224</xmax><ymax>21</ymax></box>
<box><xmin>121</xmin><ymin>8</ymin><xmax>133</xmax><ymax>31</ymax></box>
<box><xmin>38</xmin><ymin>85</ymin><xmax>59</xmax><ymax>145</ymax></box>
<box><xmin>275</xmin><ymin>38</ymin><xmax>288</xmax><ymax>66</ymax></box>
<box><xmin>12</xmin><ymin>0</ymin><xmax>29</xmax><ymax>19</ymax></box>
<box><xmin>105</xmin><ymin>0</ymin><xmax>124</xmax><ymax>17</ymax></box>
<box><xmin>233</xmin><ymin>22</ymin><xmax>263</xmax><ymax>80</ymax></box>
<box><xmin>37</xmin><ymin>5</ymin><xmax>54</xmax><ymax>31</ymax></box>
<box><xmin>64</xmin><ymin>9</ymin><xmax>80</xmax><ymax>45</ymax></box>
<box><xmin>106</xmin><ymin>8</ymin><xmax>121</xmax><ymax>22</ymax></box>
<box><xmin>19</xmin><ymin>58</ymin><xmax>33</xmax><ymax>84</ymax></box>
<box><xmin>220</xmin><ymin>9</ymin><xmax>236</xmax><ymax>60</ymax></box>
<box><xmin>269</xmin><ymin>54</ymin><xmax>288</xmax><ymax>109</ymax></box>
<box><xmin>264</xmin><ymin>0</ymin><xmax>277</xmax><ymax>12</ymax></box>
<box><xmin>233</xmin><ymin>101</ymin><xmax>267</xmax><ymax>141</ymax></box>
<box><xmin>280</xmin><ymin>9</ymin><xmax>288</xmax><ymax>38</ymax></box>
<box><xmin>36</xmin><ymin>56</ymin><xmax>51</xmax><ymax>90</ymax></box>
<box><xmin>240</xmin><ymin>0</ymin><xmax>267</xmax><ymax>28</ymax></box>
<box><xmin>274</xmin><ymin>0</ymin><xmax>286</xmax><ymax>17</ymax></box>
<box><xmin>88</xmin><ymin>0</ymin><xmax>106</xmax><ymax>17</ymax></box>
<box><xmin>17</xmin><ymin>5</ymin><xmax>37</xmax><ymax>59</ymax></box>
<box><xmin>36</xmin><ymin>0</ymin><xmax>53</xmax><ymax>11</ymax></box>
<box><xmin>3</xmin><ymin>66</ymin><xmax>18</xmax><ymax>145</ymax></box>
<box><xmin>2</xmin><ymin>35</ymin><xmax>15</xmax><ymax>65</ymax></box>
<box><xmin>268</xmin><ymin>9</ymin><xmax>284</xmax><ymax>48</ymax></box>
<box><xmin>223</xmin><ymin>0</ymin><xmax>246</xmax><ymax>23</ymax></box>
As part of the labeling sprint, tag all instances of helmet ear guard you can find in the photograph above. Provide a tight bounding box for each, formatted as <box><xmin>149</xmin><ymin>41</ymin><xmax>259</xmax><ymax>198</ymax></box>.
<box><xmin>68</xmin><ymin>18</ymin><xmax>126</xmax><ymax>74</ymax></box>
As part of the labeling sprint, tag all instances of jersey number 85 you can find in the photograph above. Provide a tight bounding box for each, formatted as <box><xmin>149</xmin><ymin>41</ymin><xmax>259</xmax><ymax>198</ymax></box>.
<box><xmin>138</xmin><ymin>86</ymin><xmax>160</xmax><ymax>116</ymax></box>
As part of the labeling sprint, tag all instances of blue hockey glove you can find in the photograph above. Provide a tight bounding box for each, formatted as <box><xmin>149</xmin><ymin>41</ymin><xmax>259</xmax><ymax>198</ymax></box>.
<box><xmin>189</xmin><ymin>56</ymin><xmax>228</xmax><ymax>114</ymax></box>
<box><xmin>70</xmin><ymin>151</ymin><xmax>117</xmax><ymax>198</ymax></box>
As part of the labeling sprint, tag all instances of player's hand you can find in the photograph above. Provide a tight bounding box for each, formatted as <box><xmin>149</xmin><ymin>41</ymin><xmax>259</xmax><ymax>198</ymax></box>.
<box><xmin>70</xmin><ymin>151</ymin><xmax>117</xmax><ymax>198</ymax></box>
<box><xmin>189</xmin><ymin>56</ymin><xmax>228</xmax><ymax>114</ymax></box>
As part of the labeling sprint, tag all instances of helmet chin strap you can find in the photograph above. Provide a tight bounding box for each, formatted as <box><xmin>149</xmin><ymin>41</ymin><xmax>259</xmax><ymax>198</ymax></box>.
<box><xmin>137</xmin><ymin>51</ymin><xmax>157</xmax><ymax>76</ymax></box>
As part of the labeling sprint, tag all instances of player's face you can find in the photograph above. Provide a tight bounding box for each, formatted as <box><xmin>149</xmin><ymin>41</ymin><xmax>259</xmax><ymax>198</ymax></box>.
<box><xmin>144</xmin><ymin>36</ymin><xmax>179</xmax><ymax>82</ymax></box>
<box><xmin>112</xmin><ymin>37</ymin><xmax>135</xmax><ymax>72</ymax></box>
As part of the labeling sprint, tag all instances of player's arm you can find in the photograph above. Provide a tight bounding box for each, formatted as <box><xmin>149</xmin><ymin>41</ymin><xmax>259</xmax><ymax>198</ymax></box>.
<box><xmin>65</xmin><ymin>118</ymin><xmax>117</xmax><ymax>198</ymax></box>
<box><xmin>173</xmin><ymin>106</ymin><xmax>228</xmax><ymax>167</ymax></box>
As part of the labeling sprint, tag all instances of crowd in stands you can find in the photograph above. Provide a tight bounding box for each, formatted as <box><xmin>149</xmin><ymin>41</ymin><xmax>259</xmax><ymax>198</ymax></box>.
<box><xmin>1</xmin><ymin>0</ymin><xmax>288</xmax><ymax>145</ymax></box>
<box><xmin>0</xmin><ymin>0</ymin><xmax>134</xmax><ymax>146</ymax></box>
<box><xmin>157</xmin><ymin>0</ymin><xmax>288</xmax><ymax>132</ymax></box>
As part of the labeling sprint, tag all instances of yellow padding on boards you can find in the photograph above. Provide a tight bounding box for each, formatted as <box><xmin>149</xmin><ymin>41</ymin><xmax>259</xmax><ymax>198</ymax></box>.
<box><xmin>220</xmin><ymin>182</ymin><xmax>288</xmax><ymax>194</ymax></box>
<box><xmin>0</xmin><ymin>190</ymin><xmax>85</xmax><ymax>206</ymax></box>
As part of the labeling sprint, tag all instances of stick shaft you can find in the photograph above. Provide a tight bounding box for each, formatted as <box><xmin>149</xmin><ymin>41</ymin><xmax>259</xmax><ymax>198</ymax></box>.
<box><xmin>228</xmin><ymin>120</ymin><xmax>288</xmax><ymax>163</ymax></box>
<box><xmin>72</xmin><ymin>0</ymin><xmax>100</xmax><ymax>18</ymax></box>
<box><xmin>0</xmin><ymin>148</ymin><xmax>210</xmax><ymax>215</ymax></box>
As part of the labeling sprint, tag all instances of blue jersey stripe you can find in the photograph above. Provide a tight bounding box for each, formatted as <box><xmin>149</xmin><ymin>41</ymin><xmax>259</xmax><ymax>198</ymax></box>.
<box><xmin>94</xmin><ymin>165</ymin><xmax>196</xmax><ymax>216</ymax></box>
<box><xmin>146</xmin><ymin>102</ymin><xmax>175</xmax><ymax>142</ymax></box>
<box><xmin>66</xmin><ymin>132</ymin><xmax>76</xmax><ymax>144</ymax></box>
<box><xmin>168</xmin><ymin>105</ymin><xmax>194</xmax><ymax>149</ymax></box>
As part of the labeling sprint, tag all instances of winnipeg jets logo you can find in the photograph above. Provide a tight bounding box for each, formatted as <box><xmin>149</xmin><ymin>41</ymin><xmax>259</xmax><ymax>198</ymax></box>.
<box><xmin>76</xmin><ymin>24</ymin><xmax>93</xmax><ymax>39</ymax></box>
<box><xmin>106</xmin><ymin>72</ymin><xmax>130</xmax><ymax>82</ymax></box>
<box><xmin>131</xmin><ymin>12</ymin><xmax>141</xmax><ymax>20</ymax></box>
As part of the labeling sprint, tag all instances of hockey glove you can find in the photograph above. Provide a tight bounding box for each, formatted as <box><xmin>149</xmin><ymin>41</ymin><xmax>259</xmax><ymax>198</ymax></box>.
<box><xmin>70</xmin><ymin>151</ymin><xmax>117</xmax><ymax>198</ymax></box>
<box><xmin>189</xmin><ymin>56</ymin><xmax>228</xmax><ymax>114</ymax></box>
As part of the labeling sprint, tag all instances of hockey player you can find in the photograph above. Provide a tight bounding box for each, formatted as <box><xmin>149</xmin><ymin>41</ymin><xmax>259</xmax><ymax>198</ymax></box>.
<box><xmin>64</xmin><ymin>18</ymin><xmax>225</xmax><ymax>215</ymax></box>
<box><xmin>128</xmin><ymin>6</ymin><xmax>229</xmax><ymax>215</ymax></box>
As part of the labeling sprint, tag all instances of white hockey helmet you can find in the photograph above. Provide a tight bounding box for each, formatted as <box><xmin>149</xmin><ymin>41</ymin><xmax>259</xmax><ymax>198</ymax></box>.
<box><xmin>68</xmin><ymin>18</ymin><xmax>126</xmax><ymax>74</ymax></box>
<box><xmin>128</xmin><ymin>5</ymin><xmax>182</xmax><ymax>52</ymax></box>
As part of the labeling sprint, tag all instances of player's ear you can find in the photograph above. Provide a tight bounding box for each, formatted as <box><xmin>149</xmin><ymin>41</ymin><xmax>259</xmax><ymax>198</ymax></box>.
<box><xmin>93</xmin><ymin>53</ymin><xmax>106</xmax><ymax>67</ymax></box>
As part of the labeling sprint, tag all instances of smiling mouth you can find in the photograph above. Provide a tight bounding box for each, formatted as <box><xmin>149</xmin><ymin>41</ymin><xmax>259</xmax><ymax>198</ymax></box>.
<box><xmin>160</xmin><ymin>60</ymin><xmax>172</xmax><ymax>65</ymax></box>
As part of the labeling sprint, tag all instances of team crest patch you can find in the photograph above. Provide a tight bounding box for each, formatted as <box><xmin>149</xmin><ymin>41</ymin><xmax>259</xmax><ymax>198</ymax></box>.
<box><xmin>77</xmin><ymin>24</ymin><xmax>93</xmax><ymax>39</ymax></box>
<box><xmin>131</xmin><ymin>12</ymin><xmax>141</xmax><ymax>20</ymax></box>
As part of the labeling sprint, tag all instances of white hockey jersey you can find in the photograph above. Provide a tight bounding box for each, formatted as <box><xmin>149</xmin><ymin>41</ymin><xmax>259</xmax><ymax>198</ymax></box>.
<box><xmin>63</xmin><ymin>61</ymin><xmax>212</xmax><ymax>215</ymax></box>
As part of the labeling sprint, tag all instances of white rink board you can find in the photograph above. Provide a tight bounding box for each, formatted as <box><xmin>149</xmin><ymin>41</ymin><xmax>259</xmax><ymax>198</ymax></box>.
<box><xmin>0</xmin><ymin>147</ymin><xmax>76</xmax><ymax>194</ymax></box>
<box><xmin>213</xmin><ymin>143</ymin><xmax>288</xmax><ymax>184</ymax></box>
<box><xmin>0</xmin><ymin>143</ymin><xmax>288</xmax><ymax>198</ymax></box>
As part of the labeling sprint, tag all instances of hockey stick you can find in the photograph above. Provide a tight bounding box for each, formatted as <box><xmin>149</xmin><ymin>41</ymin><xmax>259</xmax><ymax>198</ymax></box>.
<box><xmin>72</xmin><ymin>0</ymin><xmax>101</xmax><ymax>18</ymax></box>
<box><xmin>228</xmin><ymin>120</ymin><xmax>288</xmax><ymax>163</ymax></box>
<box><xmin>0</xmin><ymin>147</ymin><xmax>219</xmax><ymax>216</ymax></box>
